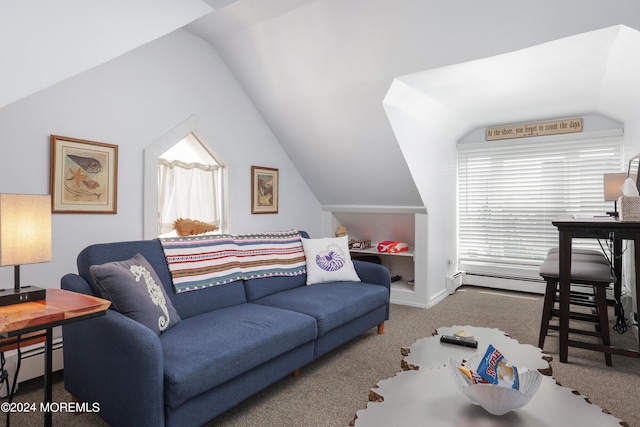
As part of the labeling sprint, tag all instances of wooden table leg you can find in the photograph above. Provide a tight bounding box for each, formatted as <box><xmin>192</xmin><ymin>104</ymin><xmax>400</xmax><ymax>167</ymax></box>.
<box><xmin>559</xmin><ymin>230</ymin><xmax>572</xmax><ymax>363</ymax></box>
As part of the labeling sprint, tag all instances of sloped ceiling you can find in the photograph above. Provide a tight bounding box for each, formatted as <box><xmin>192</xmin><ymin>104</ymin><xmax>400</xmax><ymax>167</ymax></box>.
<box><xmin>186</xmin><ymin>0</ymin><xmax>640</xmax><ymax>208</ymax></box>
<box><xmin>386</xmin><ymin>25</ymin><xmax>640</xmax><ymax>140</ymax></box>
<box><xmin>6</xmin><ymin>1</ymin><xmax>640</xmax><ymax>209</ymax></box>
<box><xmin>0</xmin><ymin>0</ymin><xmax>215</xmax><ymax>109</ymax></box>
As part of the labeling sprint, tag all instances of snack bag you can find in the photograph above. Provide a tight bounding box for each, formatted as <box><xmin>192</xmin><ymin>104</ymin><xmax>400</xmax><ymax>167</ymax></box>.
<box><xmin>376</xmin><ymin>240</ymin><xmax>394</xmax><ymax>252</ymax></box>
<box><xmin>377</xmin><ymin>241</ymin><xmax>409</xmax><ymax>253</ymax></box>
<box><xmin>477</xmin><ymin>344</ymin><xmax>519</xmax><ymax>389</ymax></box>
<box><xmin>457</xmin><ymin>366</ymin><xmax>489</xmax><ymax>385</ymax></box>
<box><xmin>388</xmin><ymin>242</ymin><xmax>409</xmax><ymax>253</ymax></box>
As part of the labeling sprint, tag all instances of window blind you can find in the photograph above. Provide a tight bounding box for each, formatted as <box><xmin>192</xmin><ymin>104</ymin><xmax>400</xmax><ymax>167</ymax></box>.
<box><xmin>457</xmin><ymin>132</ymin><xmax>622</xmax><ymax>274</ymax></box>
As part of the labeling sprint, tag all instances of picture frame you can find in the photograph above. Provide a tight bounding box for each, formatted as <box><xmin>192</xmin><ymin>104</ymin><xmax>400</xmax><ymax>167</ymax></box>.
<box><xmin>251</xmin><ymin>166</ymin><xmax>279</xmax><ymax>214</ymax></box>
<box><xmin>50</xmin><ymin>135</ymin><xmax>118</xmax><ymax>214</ymax></box>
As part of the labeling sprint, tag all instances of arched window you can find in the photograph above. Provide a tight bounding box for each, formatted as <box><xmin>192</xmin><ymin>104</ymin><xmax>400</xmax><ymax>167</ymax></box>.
<box><xmin>144</xmin><ymin>116</ymin><xmax>227</xmax><ymax>238</ymax></box>
<box><xmin>157</xmin><ymin>133</ymin><xmax>224</xmax><ymax>235</ymax></box>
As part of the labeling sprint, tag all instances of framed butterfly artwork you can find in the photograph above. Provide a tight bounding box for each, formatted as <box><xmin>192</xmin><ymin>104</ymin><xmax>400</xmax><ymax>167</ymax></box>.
<box><xmin>49</xmin><ymin>135</ymin><xmax>118</xmax><ymax>213</ymax></box>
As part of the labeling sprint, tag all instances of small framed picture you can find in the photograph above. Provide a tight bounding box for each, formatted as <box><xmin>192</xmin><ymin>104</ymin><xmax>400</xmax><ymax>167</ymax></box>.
<box><xmin>50</xmin><ymin>135</ymin><xmax>118</xmax><ymax>214</ymax></box>
<box><xmin>251</xmin><ymin>166</ymin><xmax>279</xmax><ymax>214</ymax></box>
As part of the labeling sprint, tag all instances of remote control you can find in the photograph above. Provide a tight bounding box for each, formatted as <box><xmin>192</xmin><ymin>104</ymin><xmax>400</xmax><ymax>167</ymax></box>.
<box><xmin>439</xmin><ymin>334</ymin><xmax>478</xmax><ymax>348</ymax></box>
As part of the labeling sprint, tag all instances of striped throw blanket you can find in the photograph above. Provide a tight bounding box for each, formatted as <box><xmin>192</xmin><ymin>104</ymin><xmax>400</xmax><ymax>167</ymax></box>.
<box><xmin>159</xmin><ymin>230</ymin><xmax>307</xmax><ymax>294</ymax></box>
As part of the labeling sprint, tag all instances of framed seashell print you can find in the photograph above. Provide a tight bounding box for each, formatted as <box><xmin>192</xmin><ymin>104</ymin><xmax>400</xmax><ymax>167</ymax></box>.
<box><xmin>251</xmin><ymin>166</ymin><xmax>278</xmax><ymax>214</ymax></box>
<box><xmin>50</xmin><ymin>135</ymin><xmax>118</xmax><ymax>213</ymax></box>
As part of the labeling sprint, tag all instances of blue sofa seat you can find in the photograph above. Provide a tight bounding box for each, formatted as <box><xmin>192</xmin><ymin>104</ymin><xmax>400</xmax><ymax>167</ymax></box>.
<box><xmin>253</xmin><ymin>281</ymin><xmax>388</xmax><ymax>336</ymax></box>
<box><xmin>161</xmin><ymin>303</ymin><xmax>317</xmax><ymax>409</ymax></box>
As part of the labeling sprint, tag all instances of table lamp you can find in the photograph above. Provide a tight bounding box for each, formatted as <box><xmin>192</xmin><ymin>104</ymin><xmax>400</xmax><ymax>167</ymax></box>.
<box><xmin>0</xmin><ymin>194</ymin><xmax>51</xmax><ymax>306</ymax></box>
<box><xmin>603</xmin><ymin>173</ymin><xmax>627</xmax><ymax>217</ymax></box>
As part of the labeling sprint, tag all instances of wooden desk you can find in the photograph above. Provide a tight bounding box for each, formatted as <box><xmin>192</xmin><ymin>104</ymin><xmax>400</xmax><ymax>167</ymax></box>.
<box><xmin>0</xmin><ymin>288</ymin><xmax>110</xmax><ymax>426</ymax></box>
<box><xmin>552</xmin><ymin>217</ymin><xmax>640</xmax><ymax>363</ymax></box>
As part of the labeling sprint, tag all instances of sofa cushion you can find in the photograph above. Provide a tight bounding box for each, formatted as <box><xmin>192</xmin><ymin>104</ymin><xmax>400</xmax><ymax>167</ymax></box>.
<box><xmin>159</xmin><ymin>230</ymin><xmax>306</xmax><ymax>294</ymax></box>
<box><xmin>254</xmin><ymin>281</ymin><xmax>388</xmax><ymax>336</ymax></box>
<box><xmin>160</xmin><ymin>303</ymin><xmax>317</xmax><ymax>409</ymax></box>
<box><xmin>243</xmin><ymin>231</ymin><xmax>311</xmax><ymax>301</ymax></box>
<box><xmin>301</xmin><ymin>236</ymin><xmax>360</xmax><ymax>285</ymax></box>
<box><xmin>76</xmin><ymin>240</ymin><xmax>249</xmax><ymax>320</ymax></box>
<box><xmin>89</xmin><ymin>253</ymin><xmax>181</xmax><ymax>335</ymax></box>
<box><xmin>78</xmin><ymin>240</ymin><xmax>175</xmax><ymax>298</ymax></box>
<box><xmin>243</xmin><ymin>274</ymin><xmax>307</xmax><ymax>302</ymax></box>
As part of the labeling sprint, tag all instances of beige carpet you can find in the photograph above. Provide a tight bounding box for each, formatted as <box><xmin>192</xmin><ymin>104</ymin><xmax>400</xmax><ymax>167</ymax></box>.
<box><xmin>4</xmin><ymin>286</ymin><xmax>639</xmax><ymax>426</ymax></box>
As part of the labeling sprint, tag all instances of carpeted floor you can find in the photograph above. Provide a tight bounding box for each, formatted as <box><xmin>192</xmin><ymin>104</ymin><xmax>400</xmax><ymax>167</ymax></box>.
<box><xmin>3</xmin><ymin>285</ymin><xmax>639</xmax><ymax>426</ymax></box>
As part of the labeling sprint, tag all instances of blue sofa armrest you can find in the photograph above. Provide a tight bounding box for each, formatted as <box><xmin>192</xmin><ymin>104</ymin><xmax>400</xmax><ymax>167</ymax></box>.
<box><xmin>353</xmin><ymin>260</ymin><xmax>391</xmax><ymax>290</ymax></box>
<box><xmin>61</xmin><ymin>273</ymin><xmax>165</xmax><ymax>427</ymax></box>
<box><xmin>352</xmin><ymin>260</ymin><xmax>391</xmax><ymax>320</ymax></box>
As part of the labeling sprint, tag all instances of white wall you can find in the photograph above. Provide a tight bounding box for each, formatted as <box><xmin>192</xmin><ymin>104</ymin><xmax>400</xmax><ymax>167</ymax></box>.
<box><xmin>0</xmin><ymin>29</ymin><xmax>323</xmax><ymax>289</ymax></box>
<box><xmin>383</xmin><ymin>83</ymin><xmax>459</xmax><ymax>307</ymax></box>
<box><xmin>624</xmin><ymin>106</ymin><xmax>640</xmax><ymax>159</ymax></box>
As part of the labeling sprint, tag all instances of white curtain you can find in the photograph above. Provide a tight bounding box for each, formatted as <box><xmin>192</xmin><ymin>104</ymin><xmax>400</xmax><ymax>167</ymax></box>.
<box><xmin>158</xmin><ymin>159</ymin><xmax>221</xmax><ymax>235</ymax></box>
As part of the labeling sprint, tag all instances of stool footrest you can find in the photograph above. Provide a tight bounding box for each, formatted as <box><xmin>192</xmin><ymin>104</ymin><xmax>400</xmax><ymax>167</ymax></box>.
<box><xmin>549</xmin><ymin>308</ymin><xmax>600</xmax><ymax>323</ymax></box>
<box><xmin>567</xmin><ymin>340</ymin><xmax>640</xmax><ymax>358</ymax></box>
<box><xmin>547</xmin><ymin>324</ymin><xmax>603</xmax><ymax>338</ymax></box>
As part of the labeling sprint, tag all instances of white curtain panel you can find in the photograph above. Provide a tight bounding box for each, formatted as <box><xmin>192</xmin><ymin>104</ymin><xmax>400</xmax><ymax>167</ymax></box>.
<box><xmin>158</xmin><ymin>159</ymin><xmax>221</xmax><ymax>235</ymax></box>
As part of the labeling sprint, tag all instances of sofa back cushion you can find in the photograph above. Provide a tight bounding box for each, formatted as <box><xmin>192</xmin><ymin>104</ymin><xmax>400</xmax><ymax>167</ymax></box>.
<box><xmin>243</xmin><ymin>274</ymin><xmax>307</xmax><ymax>302</ymax></box>
<box><xmin>158</xmin><ymin>230</ymin><xmax>306</xmax><ymax>295</ymax></box>
<box><xmin>243</xmin><ymin>230</ymin><xmax>310</xmax><ymax>301</ymax></box>
<box><xmin>77</xmin><ymin>240</ymin><xmax>248</xmax><ymax>319</ymax></box>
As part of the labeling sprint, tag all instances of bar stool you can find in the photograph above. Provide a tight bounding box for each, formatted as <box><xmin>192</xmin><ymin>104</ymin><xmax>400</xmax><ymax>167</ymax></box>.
<box><xmin>538</xmin><ymin>248</ymin><xmax>615</xmax><ymax>366</ymax></box>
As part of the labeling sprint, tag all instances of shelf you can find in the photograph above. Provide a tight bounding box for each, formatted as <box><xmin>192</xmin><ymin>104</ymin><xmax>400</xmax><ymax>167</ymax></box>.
<box><xmin>350</xmin><ymin>247</ymin><xmax>414</xmax><ymax>258</ymax></box>
<box><xmin>392</xmin><ymin>280</ymin><xmax>415</xmax><ymax>291</ymax></box>
<box><xmin>325</xmin><ymin>209</ymin><xmax>426</xmax><ymax>307</ymax></box>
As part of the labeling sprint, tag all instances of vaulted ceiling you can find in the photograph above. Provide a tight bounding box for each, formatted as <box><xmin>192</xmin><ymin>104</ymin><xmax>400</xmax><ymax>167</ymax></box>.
<box><xmin>5</xmin><ymin>1</ymin><xmax>640</xmax><ymax>208</ymax></box>
<box><xmin>185</xmin><ymin>1</ymin><xmax>640</xmax><ymax>207</ymax></box>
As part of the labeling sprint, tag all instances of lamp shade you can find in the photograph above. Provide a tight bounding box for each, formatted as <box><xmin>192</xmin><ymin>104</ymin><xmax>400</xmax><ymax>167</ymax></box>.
<box><xmin>603</xmin><ymin>173</ymin><xmax>627</xmax><ymax>202</ymax></box>
<box><xmin>0</xmin><ymin>194</ymin><xmax>52</xmax><ymax>266</ymax></box>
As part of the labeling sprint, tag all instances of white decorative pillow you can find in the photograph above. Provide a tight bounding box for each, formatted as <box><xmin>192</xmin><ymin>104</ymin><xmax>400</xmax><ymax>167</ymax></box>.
<box><xmin>301</xmin><ymin>236</ymin><xmax>361</xmax><ymax>285</ymax></box>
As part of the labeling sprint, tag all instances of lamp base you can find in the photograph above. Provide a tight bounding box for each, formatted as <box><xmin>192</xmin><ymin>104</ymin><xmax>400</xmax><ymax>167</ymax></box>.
<box><xmin>0</xmin><ymin>286</ymin><xmax>46</xmax><ymax>307</ymax></box>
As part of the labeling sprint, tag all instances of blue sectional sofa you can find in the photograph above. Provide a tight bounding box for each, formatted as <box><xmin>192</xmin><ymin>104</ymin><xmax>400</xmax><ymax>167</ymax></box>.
<box><xmin>60</xmin><ymin>232</ymin><xmax>391</xmax><ymax>427</ymax></box>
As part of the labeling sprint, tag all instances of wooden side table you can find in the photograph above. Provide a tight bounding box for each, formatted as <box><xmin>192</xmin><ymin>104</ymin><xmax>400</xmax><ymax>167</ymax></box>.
<box><xmin>0</xmin><ymin>331</ymin><xmax>46</xmax><ymax>353</ymax></box>
<box><xmin>0</xmin><ymin>288</ymin><xmax>110</xmax><ymax>427</ymax></box>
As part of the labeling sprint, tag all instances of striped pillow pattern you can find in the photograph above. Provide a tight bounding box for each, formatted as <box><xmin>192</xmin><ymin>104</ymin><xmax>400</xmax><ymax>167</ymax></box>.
<box><xmin>159</xmin><ymin>230</ymin><xmax>306</xmax><ymax>294</ymax></box>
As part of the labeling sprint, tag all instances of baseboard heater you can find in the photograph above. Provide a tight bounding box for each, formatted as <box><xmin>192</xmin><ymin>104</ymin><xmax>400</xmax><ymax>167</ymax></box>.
<box><xmin>462</xmin><ymin>271</ymin><xmax>545</xmax><ymax>294</ymax></box>
<box><xmin>0</xmin><ymin>338</ymin><xmax>64</xmax><ymax>398</ymax></box>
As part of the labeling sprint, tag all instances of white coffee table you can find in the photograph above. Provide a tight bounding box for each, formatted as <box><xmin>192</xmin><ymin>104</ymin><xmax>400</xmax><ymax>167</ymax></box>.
<box><xmin>353</xmin><ymin>325</ymin><xmax>624</xmax><ymax>427</ymax></box>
